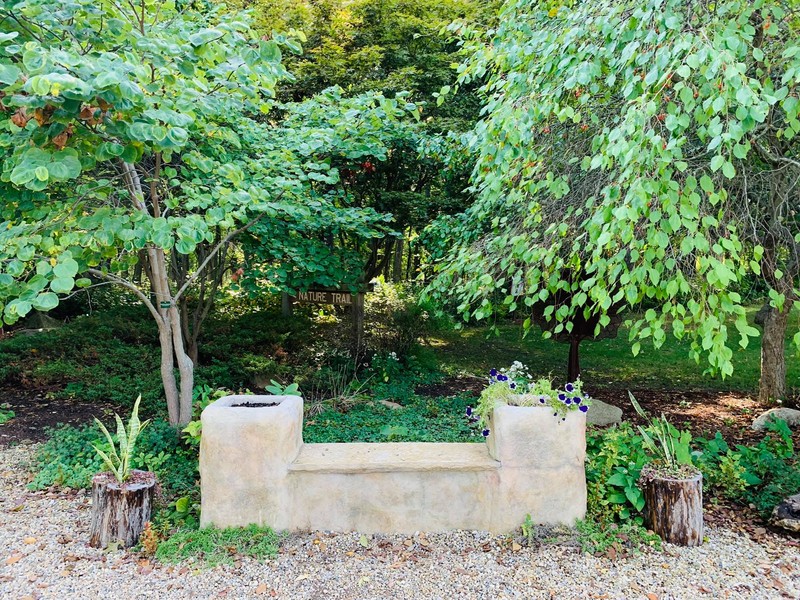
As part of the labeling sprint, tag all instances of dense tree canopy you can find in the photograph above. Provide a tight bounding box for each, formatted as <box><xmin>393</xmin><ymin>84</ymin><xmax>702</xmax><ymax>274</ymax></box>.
<box><xmin>426</xmin><ymin>0</ymin><xmax>800</xmax><ymax>401</ymax></box>
<box><xmin>0</xmin><ymin>0</ymin><xmax>416</xmax><ymax>424</ymax></box>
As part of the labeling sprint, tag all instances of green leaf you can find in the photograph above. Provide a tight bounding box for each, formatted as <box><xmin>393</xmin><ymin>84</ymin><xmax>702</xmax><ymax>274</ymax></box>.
<box><xmin>53</xmin><ymin>258</ymin><xmax>79</xmax><ymax>279</ymax></box>
<box><xmin>0</xmin><ymin>63</ymin><xmax>20</xmax><ymax>85</ymax></box>
<box><xmin>31</xmin><ymin>292</ymin><xmax>59</xmax><ymax>311</ymax></box>
<box><xmin>50</xmin><ymin>276</ymin><xmax>75</xmax><ymax>294</ymax></box>
<box><xmin>189</xmin><ymin>28</ymin><xmax>221</xmax><ymax>47</ymax></box>
<box><xmin>607</xmin><ymin>472</ymin><xmax>629</xmax><ymax>487</ymax></box>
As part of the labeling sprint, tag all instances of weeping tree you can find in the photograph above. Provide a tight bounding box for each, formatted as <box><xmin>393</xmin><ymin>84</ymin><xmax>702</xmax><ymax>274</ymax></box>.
<box><xmin>426</xmin><ymin>0</ymin><xmax>800</xmax><ymax>402</ymax></box>
<box><xmin>0</xmin><ymin>0</ymin><xmax>414</xmax><ymax>425</ymax></box>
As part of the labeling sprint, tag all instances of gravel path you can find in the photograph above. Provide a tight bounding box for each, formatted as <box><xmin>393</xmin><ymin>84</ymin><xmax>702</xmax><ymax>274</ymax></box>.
<box><xmin>1</xmin><ymin>444</ymin><xmax>798</xmax><ymax>600</ymax></box>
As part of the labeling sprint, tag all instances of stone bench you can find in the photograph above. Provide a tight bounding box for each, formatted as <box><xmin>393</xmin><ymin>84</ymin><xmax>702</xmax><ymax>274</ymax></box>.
<box><xmin>200</xmin><ymin>395</ymin><xmax>586</xmax><ymax>533</ymax></box>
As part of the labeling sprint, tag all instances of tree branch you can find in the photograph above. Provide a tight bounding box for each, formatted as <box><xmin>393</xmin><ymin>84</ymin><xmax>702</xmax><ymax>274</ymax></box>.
<box><xmin>87</xmin><ymin>268</ymin><xmax>162</xmax><ymax>322</ymax></box>
<box><xmin>173</xmin><ymin>211</ymin><xmax>272</xmax><ymax>303</ymax></box>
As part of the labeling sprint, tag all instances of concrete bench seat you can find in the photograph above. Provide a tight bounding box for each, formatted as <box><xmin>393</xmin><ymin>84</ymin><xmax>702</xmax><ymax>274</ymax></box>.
<box><xmin>200</xmin><ymin>395</ymin><xmax>586</xmax><ymax>534</ymax></box>
<box><xmin>289</xmin><ymin>442</ymin><xmax>501</xmax><ymax>474</ymax></box>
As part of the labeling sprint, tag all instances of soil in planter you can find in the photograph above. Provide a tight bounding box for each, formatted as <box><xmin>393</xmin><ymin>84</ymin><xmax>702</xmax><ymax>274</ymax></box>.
<box><xmin>231</xmin><ymin>402</ymin><xmax>280</xmax><ymax>408</ymax></box>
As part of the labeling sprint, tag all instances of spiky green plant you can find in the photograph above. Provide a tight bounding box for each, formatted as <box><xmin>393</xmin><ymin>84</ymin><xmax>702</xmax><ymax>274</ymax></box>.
<box><xmin>92</xmin><ymin>395</ymin><xmax>150</xmax><ymax>483</ymax></box>
<box><xmin>629</xmin><ymin>391</ymin><xmax>692</xmax><ymax>472</ymax></box>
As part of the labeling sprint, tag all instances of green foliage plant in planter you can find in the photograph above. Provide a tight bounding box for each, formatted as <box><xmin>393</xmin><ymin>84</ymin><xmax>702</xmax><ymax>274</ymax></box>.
<box><xmin>89</xmin><ymin>396</ymin><xmax>157</xmax><ymax>549</ymax></box>
<box><xmin>631</xmin><ymin>393</ymin><xmax>703</xmax><ymax>546</ymax></box>
<box><xmin>472</xmin><ymin>362</ymin><xmax>592</xmax><ymax>436</ymax></box>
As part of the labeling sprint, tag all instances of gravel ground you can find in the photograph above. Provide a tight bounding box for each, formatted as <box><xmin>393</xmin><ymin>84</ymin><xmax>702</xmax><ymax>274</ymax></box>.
<box><xmin>1</xmin><ymin>444</ymin><xmax>798</xmax><ymax>600</ymax></box>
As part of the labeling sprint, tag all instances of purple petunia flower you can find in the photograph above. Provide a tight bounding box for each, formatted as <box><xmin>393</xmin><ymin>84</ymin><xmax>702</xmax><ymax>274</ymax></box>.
<box><xmin>565</xmin><ymin>383</ymin><xmax>575</xmax><ymax>393</ymax></box>
<box><xmin>482</xmin><ymin>429</ymin><xmax>490</xmax><ymax>437</ymax></box>
<box><xmin>499</xmin><ymin>374</ymin><xmax>509</xmax><ymax>382</ymax></box>
<box><xmin>558</xmin><ymin>393</ymin><xmax>566</xmax><ymax>401</ymax></box>
<box><xmin>489</xmin><ymin>368</ymin><xmax>498</xmax><ymax>377</ymax></box>
<box><xmin>509</xmin><ymin>382</ymin><xmax>517</xmax><ymax>390</ymax></box>
<box><xmin>573</xmin><ymin>396</ymin><xmax>581</xmax><ymax>404</ymax></box>
<box><xmin>466</xmin><ymin>406</ymin><xmax>473</xmax><ymax>417</ymax></box>
<box><xmin>579</xmin><ymin>405</ymin><xmax>588</xmax><ymax>413</ymax></box>
<box><xmin>539</xmin><ymin>397</ymin><xmax>546</xmax><ymax>404</ymax></box>
<box><xmin>565</xmin><ymin>398</ymin><xmax>572</xmax><ymax>405</ymax></box>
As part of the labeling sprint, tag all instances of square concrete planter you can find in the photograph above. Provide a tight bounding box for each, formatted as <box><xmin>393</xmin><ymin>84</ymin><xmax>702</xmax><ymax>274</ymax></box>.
<box><xmin>200</xmin><ymin>395</ymin><xmax>586</xmax><ymax>533</ymax></box>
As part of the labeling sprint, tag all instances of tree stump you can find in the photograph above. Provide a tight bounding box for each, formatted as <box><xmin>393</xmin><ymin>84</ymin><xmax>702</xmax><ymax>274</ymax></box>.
<box><xmin>89</xmin><ymin>470</ymin><xmax>156</xmax><ymax>548</ymax></box>
<box><xmin>640</xmin><ymin>470</ymin><xmax>703</xmax><ymax>546</ymax></box>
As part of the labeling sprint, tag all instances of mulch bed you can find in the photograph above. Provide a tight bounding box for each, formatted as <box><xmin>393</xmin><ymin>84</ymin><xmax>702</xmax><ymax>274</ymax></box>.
<box><xmin>0</xmin><ymin>385</ymin><xmax>120</xmax><ymax>447</ymax></box>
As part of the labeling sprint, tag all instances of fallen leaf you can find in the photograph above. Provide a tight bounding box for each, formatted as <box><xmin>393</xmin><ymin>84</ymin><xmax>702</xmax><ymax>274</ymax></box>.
<box><xmin>23</xmin><ymin>537</ymin><xmax>37</xmax><ymax>545</ymax></box>
<box><xmin>5</xmin><ymin>553</ymin><xmax>23</xmax><ymax>565</ymax></box>
<box><xmin>359</xmin><ymin>534</ymin><xmax>370</xmax><ymax>548</ymax></box>
<box><xmin>295</xmin><ymin>574</ymin><xmax>310</xmax><ymax>582</ymax></box>
<box><xmin>256</xmin><ymin>583</ymin><xmax>268</xmax><ymax>595</ymax></box>
<box><xmin>512</xmin><ymin>542</ymin><xmax>522</xmax><ymax>552</ymax></box>
<box><xmin>646</xmin><ymin>594</ymin><xmax>658</xmax><ymax>600</ymax></box>
<box><xmin>403</xmin><ymin>539</ymin><xmax>413</xmax><ymax>547</ymax></box>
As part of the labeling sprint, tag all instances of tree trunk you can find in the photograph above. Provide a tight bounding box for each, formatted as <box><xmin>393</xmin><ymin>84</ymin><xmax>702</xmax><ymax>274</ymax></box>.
<box><xmin>89</xmin><ymin>471</ymin><xmax>156</xmax><ymax>549</ymax></box>
<box><xmin>383</xmin><ymin>239</ymin><xmax>394</xmax><ymax>279</ymax></box>
<box><xmin>641</xmin><ymin>471</ymin><xmax>703</xmax><ymax>546</ymax></box>
<box><xmin>282</xmin><ymin>292</ymin><xmax>293</xmax><ymax>317</ymax></box>
<box><xmin>393</xmin><ymin>238</ymin><xmax>404</xmax><ymax>281</ymax></box>
<box><xmin>568</xmin><ymin>337</ymin><xmax>581</xmax><ymax>383</ymax></box>
<box><xmin>758</xmin><ymin>303</ymin><xmax>789</xmax><ymax>405</ymax></box>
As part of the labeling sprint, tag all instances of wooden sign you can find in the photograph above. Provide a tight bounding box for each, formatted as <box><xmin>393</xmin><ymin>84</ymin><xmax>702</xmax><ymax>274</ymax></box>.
<box><xmin>295</xmin><ymin>290</ymin><xmax>354</xmax><ymax>306</ymax></box>
<box><xmin>282</xmin><ymin>285</ymin><xmax>371</xmax><ymax>356</ymax></box>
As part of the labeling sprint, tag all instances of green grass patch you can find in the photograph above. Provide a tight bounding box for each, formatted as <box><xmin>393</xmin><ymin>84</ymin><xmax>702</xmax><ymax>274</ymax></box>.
<box><xmin>575</xmin><ymin>519</ymin><xmax>662</xmax><ymax>557</ymax></box>
<box><xmin>304</xmin><ymin>393</ymin><xmax>480</xmax><ymax>443</ymax></box>
<box><xmin>155</xmin><ymin>525</ymin><xmax>279</xmax><ymax>567</ymax></box>
<box><xmin>428</xmin><ymin>314</ymin><xmax>800</xmax><ymax>393</ymax></box>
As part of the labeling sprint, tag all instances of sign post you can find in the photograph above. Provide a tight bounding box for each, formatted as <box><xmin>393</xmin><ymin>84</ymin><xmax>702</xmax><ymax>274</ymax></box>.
<box><xmin>291</xmin><ymin>287</ymin><xmax>369</xmax><ymax>356</ymax></box>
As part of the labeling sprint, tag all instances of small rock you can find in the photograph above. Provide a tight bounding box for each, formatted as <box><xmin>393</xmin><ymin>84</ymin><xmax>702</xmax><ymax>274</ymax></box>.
<box><xmin>752</xmin><ymin>408</ymin><xmax>800</xmax><ymax>431</ymax></box>
<box><xmin>379</xmin><ymin>400</ymin><xmax>403</xmax><ymax>410</ymax></box>
<box><xmin>587</xmin><ymin>399</ymin><xmax>623</xmax><ymax>426</ymax></box>
<box><xmin>772</xmin><ymin>493</ymin><xmax>800</xmax><ymax>533</ymax></box>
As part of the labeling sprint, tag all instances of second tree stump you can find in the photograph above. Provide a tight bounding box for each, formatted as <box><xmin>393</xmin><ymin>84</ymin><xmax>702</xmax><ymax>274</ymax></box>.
<box><xmin>640</xmin><ymin>469</ymin><xmax>703</xmax><ymax>546</ymax></box>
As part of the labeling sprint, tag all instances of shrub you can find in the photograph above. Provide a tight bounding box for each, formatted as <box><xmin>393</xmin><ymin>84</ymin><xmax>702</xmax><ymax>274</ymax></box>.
<box><xmin>29</xmin><ymin>420</ymin><xmax>198</xmax><ymax>499</ymax></box>
<box><xmin>694</xmin><ymin>418</ymin><xmax>799</xmax><ymax>518</ymax></box>
<box><xmin>585</xmin><ymin>423</ymin><xmax>650</xmax><ymax>523</ymax></box>
<box><xmin>364</xmin><ymin>277</ymin><xmax>446</xmax><ymax>358</ymax></box>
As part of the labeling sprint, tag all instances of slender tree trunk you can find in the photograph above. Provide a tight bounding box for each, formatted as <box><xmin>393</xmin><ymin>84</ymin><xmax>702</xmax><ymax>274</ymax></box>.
<box><xmin>148</xmin><ymin>247</ymin><xmax>194</xmax><ymax>426</ymax></box>
<box><xmin>383</xmin><ymin>239</ymin><xmax>394</xmax><ymax>279</ymax></box>
<box><xmin>393</xmin><ymin>238</ymin><xmax>404</xmax><ymax>282</ymax></box>
<box><xmin>169</xmin><ymin>305</ymin><xmax>195</xmax><ymax>425</ymax></box>
<box><xmin>157</xmin><ymin>321</ymin><xmax>181</xmax><ymax>425</ymax></box>
<box><xmin>568</xmin><ymin>337</ymin><xmax>581</xmax><ymax>383</ymax></box>
<box><xmin>759</xmin><ymin>303</ymin><xmax>789</xmax><ymax>404</ymax></box>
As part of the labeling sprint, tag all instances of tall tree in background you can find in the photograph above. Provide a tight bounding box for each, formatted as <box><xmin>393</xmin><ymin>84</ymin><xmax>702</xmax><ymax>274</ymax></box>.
<box><xmin>0</xmin><ymin>0</ymin><xmax>415</xmax><ymax>424</ymax></box>
<box><xmin>426</xmin><ymin>0</ymin><xmax>800</xmax><ymax>403</ymax></box>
